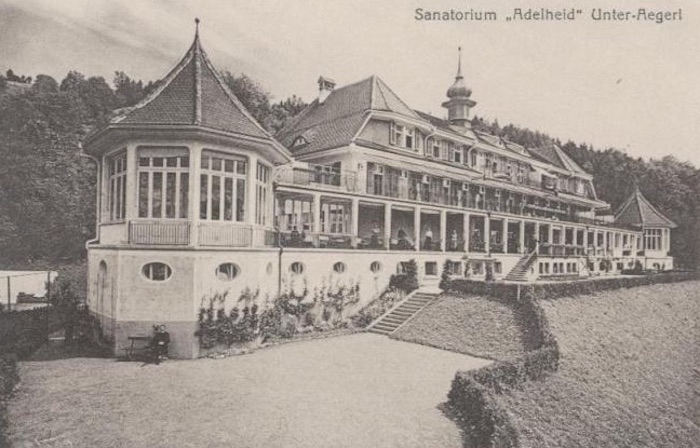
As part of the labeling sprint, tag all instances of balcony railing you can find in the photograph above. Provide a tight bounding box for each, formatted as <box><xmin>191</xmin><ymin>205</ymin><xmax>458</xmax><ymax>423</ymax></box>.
<box><xmin>129</xmin><ymin>220</ymin><xmax>190</xmax><ymax>245</ymax></box>
<box><xmin>199</xmin><ymin>222</ymin><xmax>252</xmax><ymax>247</ymax></box>
<box><xmin>280</xmin><ymin>231</ymin><xmax>354</xmax><ymax>249</ymax></box>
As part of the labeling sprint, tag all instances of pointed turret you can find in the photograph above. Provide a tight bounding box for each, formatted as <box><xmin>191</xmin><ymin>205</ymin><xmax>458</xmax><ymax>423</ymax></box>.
<box><xmin>85</xmin><ymin>19</ymin><xmax>291</xmax><ymax>164</ymax></box>
<box><xmin>614</xmin><ymin>187</ymin><xmax>677</xmax><ymax>229</ymax></box>
<box><xmin>442</xmin><ymin>47</ymin><xmax>477</xmax><ymax>128</ymax></box>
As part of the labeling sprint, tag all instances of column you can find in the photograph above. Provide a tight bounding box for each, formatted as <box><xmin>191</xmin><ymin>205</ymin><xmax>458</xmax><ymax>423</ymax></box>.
<box><xmin>414</xmin><ymin>207</ymin><xmax>421</xmax><ymax>252</ymax></box>
<box><xmin>583</xmin><ymin>229</ymin><xmax>589</xmax><ymax>254</ymax></box>
<box><xmin>485</xmin><ymin>215</ymin><xmax>491</xmax><ymax>254</ymax></box>
<box><xmin>463</xmin><ymin>212</ymin><xmax>470</xmax><ymax>252</ymax></box>
<box><xmin>351</xmin><ymin>198</ymin><xmax>360</xmax><ymax>248</ymax></box>
<box><xmin>189</xmin><ymin>144</ymin><xmax>201</xmax><ymax>246</ymax></box>
<box><xmin>384</xmin><ymin>203</ymin><xmax>391</xmax><ymax>250</ymax></box>
<box><xmin>519</xmin><ymin>220</ymin><xmax>525</xmax><ymax>254</ymax></box>
<box><xmin>125</xmin><ymin>144</ymin><xmax>139</xmax><ymax>220</ymax></box>
<box><xmin>245</xmin><ymin>154</ymin><xmax>258</xmax><ymax>225</ymax></box>
<box><xmin>440</xmin><ymin>210</ymin><xmax>447</xmax><ymax>252</ymax></box>
<box><xmin>535</xmin><ymin>221</ymin><xmax>540</xmax><ymax>252</ymax></box>
<box><xmin>503</xmin><ymin>218</ymin><xmax>509</xmax><ymax>253</ymax></box>
<box><xmin>312</xmin><ymin>193</ymin><xmax>321</xmax><ymax>233</ymax></box>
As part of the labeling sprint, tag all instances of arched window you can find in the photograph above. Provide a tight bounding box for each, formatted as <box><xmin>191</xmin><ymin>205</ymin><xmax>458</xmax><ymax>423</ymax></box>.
<box><xmin>142</xmin><ymin>262</ymin><xmax>172</xmax><ymax>281</ymax></box>
<box><xmin>290</xmin><ymin>262</ymin><xmax>305</xmax><ymax>275</ymax></box>
<box><xmin>370</xmin><ymin>261</ymin><xmax>382</xmax><ymax>273</ymax></box>
<box><xmin>216</xmin><ymin>263</ymin><xmax>240</xmax><ymax>281</ymax></box>
<box><xmin>333</xmin><ymin>262</ymin><xmax>346</xmax><ymax>274</ymax></box>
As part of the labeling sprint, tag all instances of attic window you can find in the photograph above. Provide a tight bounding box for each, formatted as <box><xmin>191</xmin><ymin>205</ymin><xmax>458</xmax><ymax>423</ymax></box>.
<box><xmin>292</xmin><ymin>136</ymin><xmax>308</xmax><ymax>148</ymax></box>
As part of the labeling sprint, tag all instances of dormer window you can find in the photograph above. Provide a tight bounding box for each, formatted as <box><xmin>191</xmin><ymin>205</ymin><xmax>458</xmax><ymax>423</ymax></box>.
<box><xmin>292</xmin><ymin>136</ymin><xmax>308</xmax><ymax>148</ymax></box>
<box><xmin>389</xmin><ymin>122</ymin><xmax>416</xmax><ymax>149</ymax></box>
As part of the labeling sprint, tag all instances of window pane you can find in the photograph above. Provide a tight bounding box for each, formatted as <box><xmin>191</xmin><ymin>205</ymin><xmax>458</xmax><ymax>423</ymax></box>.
<box><xmin>224</xmin><ymin>178</ymin><xmax>233</xmax><ymax>221</ymax></box>
<box><xmin>152</xmin><ymin>172</ymin><xmax>162</xmax><ymax>217</ymax></box>
<box><xmin>211</xmin><ymin>176</ymin><xmax>221</xmax><ymax>220</ymax></box>
<box><xmin>153</xmin><ymin>157</ymin><xmax>164</xmax><ymax>167</ymax></box>
<box><xmin>166</xmin><ymin>157</ymin><xmax>177</xmax><ymax>167</ymax></box>
<box><xmin>166</xmin><ymin>172</ymin><xmax>176</xmax><ymax>218</ymax></box>
<box><xmin>201</xmin><ymin>155</ymin><xmax>209</xmax><ymax>170</ymax></box>
<box><xmin>138</xmin><ymin>172</ymin><xmax>149</xmax><ymax>218</ymax></box>
<box><xmin>179</xmin><ymin>173</ymin><xmax>189</xmax><ymax>219</ymax></box>
<box><xmin>212</xmin><ymin>157</ymin><xmax>222</xmax><ymax>171</ymax></box>
<box><xmin>199</xmin><ymin>174</ymin><xmax>208</xmax><ymax>219</ymax></box>
<box><xmin>139</xmin><ymin>157</ymin><xmax>149</xmax><ymax>167</ymax></box>
<box><xmin>237</xmin><ymin>161</ymin><xmax>247</xmax><ymax>175</ymax></box>
<box><xmin>236</xmin><ymin>178</ymin><xmax>245</xmax><ymax>222</ymax></box>
<box><xmin>224</xmin><ymin>159</ymin><xmax>234</xmax><ymax>173</ymax></box>
<box><xmin>180</xmin><ymin>156</ymin><xmax>189</xmax><ymax>168</ymax></box>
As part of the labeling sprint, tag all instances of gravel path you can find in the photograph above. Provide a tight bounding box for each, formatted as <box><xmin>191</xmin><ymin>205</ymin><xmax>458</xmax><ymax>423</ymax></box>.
<box><xmin>8</xmin><ymin>333</ymin><xmax>490</xmax><ymax>447</ymax></box>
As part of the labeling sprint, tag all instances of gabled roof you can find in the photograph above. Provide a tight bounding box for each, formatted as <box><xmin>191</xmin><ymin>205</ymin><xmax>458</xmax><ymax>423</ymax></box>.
<box><xmin>276</xmin><ymin>75</ymin><xmax>419</xmax><ymax>153</ymax></box>
<box><xmin>614</xmin><ymin>187</ymin><xmax>677</xmax><ymax>228</ymax></box>
<box><xmin>528</xmin><ymin>144</ymin><xmax>587</xmax><ymax>175</ymax></box>
<box><xmin>109</xmin><ymin>27</ymin><xmax>275</xmax><ymax>142</ymax></box>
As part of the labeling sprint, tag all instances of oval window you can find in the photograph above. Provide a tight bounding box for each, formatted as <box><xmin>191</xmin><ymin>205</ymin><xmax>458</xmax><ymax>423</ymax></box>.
<box><xmin>216</xmin><ymin>263</ymin><xmax>240</xmax><ymax>281</ymax></box>
<box><xmin>370</xmin><ymin>261</ymin><xmax>382</xmax><ymax>273</ymax></box>
<box><xmin>290</xmin><ymin>262</ymin><xmax>305</xmax><ymax>275</ymax></box>
<box><xmin>142</xmin><ymin>262</ymin><xmax>172</xmax><ymax>281</ymax></box>
<box><xmin>333</xmin><ymin>262</ymin><xmax>346</xmax><ymax>274</ymax></box>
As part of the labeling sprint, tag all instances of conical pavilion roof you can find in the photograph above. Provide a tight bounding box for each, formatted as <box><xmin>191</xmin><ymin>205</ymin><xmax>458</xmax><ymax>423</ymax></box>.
<box><xmin>614</xmin><ymin>187</ymin><xmax>677</xmax><ymax>228</ymax></box>
<box><xmin>112</xmin><ymin>30</ymin><xmax>269</xmax><ymax>139</ymax></box>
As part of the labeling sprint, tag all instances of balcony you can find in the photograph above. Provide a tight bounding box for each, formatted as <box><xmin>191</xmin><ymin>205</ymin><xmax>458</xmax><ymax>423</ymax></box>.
<box><xmin>277</xmin><ymin>167</ymin><xmax>359</xmax><ymax>193</ymax></box>
<box><xmin>129</xmin><ymin>220</ymin><xmax>190</xmax><ymax>245</ymax></box>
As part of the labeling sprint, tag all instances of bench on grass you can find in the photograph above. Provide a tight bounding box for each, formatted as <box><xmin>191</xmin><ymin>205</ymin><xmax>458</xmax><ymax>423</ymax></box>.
<box><xmin>123</xmin><ymin>335</ymin><xmax>152</xmax><ymax>360</ymax></box>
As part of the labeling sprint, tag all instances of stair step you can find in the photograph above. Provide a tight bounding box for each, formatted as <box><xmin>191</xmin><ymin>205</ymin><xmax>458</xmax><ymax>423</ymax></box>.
<box><xmin>382</xmin><ymin>316</ymin><xmax>406</xmax><ymax>324</ymax></box>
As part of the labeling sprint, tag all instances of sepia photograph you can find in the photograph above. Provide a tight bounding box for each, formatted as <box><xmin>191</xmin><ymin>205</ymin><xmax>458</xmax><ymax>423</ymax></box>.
<box><xmin>0</xmin><ymin>1</ymin><xmax>698</xmax><ymax>447</ymax></box>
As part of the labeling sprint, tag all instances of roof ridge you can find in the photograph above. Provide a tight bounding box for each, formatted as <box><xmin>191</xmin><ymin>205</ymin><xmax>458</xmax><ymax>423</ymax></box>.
<box><xmin>198</xmin><ymin>47</ymin><xmax>274</xmax><ymax>139</ymax></box>
<box><xmin>112</xmin><ymin>39</ymin><xmax>197</xmax><ymax>124</ymax></box>
<box><xmin>373</xmin><ymin>76</ymin><xmax>419</xmax><ymax>118</ymax></box>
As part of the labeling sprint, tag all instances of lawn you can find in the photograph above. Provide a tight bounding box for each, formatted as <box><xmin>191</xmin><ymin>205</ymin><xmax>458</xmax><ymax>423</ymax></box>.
<box><xmin>7</xmin><ymin>333</ymin><xmax>490</xmax><ymax>448</ymax></box>
<box><xmin>495</xmin><ymin>281</ymin><xmax>700</xmax><ymax>448</ymax></box>
<box><xmin>391</xmin><ymin>295</ymin><xmax>533</xmax><ymax>360</ymax></box>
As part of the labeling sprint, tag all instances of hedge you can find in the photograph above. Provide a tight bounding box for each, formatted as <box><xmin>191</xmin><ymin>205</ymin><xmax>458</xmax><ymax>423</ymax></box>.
<box><xmin>0</xmin><ymin>306</ymin><xmax>66</xmax><ymax>445</ymax></box>
<box><xmin>448</xmin><ymin>270</ymin><xmax>700</xmax><ymax>302</ymax></box>
<box><xmin>445</xmin><ymin>270</ymin><xmax>699</xmax><ymax>447</ymax></box>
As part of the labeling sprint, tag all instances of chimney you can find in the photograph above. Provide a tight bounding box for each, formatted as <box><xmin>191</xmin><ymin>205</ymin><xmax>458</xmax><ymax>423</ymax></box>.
<box><xmin>318</xmin><ymin>76</ymin><xmax>336</xmax><ymax>104</ymax></box>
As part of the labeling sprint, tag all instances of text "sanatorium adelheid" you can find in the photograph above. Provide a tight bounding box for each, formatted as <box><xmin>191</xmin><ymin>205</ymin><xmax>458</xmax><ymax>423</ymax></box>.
<box><xmin>414</xmin><ymin>7</ymin><xmax>683</xmax><ymax>24</ymax></box>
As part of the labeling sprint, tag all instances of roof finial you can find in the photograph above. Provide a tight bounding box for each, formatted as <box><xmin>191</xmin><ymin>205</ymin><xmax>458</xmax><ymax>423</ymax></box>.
<box><xmin>195</xmin><ymin>18</ymin><xmax>200</xmax><ymax>38</ymax></box>
<box><xmin>457</xmin><ymin>46</ymin><xmax>463</xmax><ymax>79</ymax></box>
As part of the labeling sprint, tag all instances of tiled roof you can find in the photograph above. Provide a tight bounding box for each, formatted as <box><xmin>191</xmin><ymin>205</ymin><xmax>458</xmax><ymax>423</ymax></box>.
<box><xmin>614</xmin><ymin>188</ymin><xmax>677</xmax><ymax>228</ymax></box>
<box><xmin>113</xmin><ymin>31</ymin><xmax>271</xmax><ymax>140</ymax></box>
<box><xmin>528</xmin><ymin>144</ymin><xmax>587</xmax><ymax>175</ymax></box>
<box><xmin>276</xmin><ymin>75</ymin><xmax>419</xmax><ymax>153</ymax></box>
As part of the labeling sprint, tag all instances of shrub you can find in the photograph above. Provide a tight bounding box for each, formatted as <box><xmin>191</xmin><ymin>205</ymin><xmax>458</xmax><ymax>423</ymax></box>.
<box><xmin>0</xmin><ymin>355</ymin><xmax>19</xmax><ymax>448</ymax></box>
<box><xmin>389</xmin><ymin>259</ymin><xmax>418</xmax><ymax>293</ymax></box>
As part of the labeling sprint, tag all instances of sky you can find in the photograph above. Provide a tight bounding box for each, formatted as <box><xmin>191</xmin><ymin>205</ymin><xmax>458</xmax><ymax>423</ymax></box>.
<box><xmin>1</xmin><ymin>0</ymin><xmax>698</xmax><ymax>167</ymax></box>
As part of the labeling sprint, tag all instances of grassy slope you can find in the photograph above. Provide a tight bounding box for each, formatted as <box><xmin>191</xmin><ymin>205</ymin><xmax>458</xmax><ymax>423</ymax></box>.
<box><xmin>496</xmin><ymin>281</ymin><xmax>700</xmax><ymax>448</ymax></box>
<box><xmin>391</xmin><ymin>295</ymin><xmax>532</xmax><ymax>360</ymax></box>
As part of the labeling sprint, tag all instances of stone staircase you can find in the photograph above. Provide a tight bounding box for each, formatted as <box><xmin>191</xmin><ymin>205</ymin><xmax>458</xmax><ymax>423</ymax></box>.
<box><xmin>368</xmin><ymin>291</ymin><xmax>439</xmax><ymax>335</ymax></box>
<box><xmin>504</xmin><ymin>249</ymin><xmax>538</xmax><ymax>282</ymax></box>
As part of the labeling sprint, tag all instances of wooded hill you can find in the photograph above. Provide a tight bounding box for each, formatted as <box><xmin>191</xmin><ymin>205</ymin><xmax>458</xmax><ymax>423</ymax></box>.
<box><xmin>0</xmin><ymin>70</ymin><xmax>697</xmax><ymax>268</ymax></box>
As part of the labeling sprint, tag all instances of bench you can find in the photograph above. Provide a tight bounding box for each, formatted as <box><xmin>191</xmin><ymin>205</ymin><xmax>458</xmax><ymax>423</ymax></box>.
<box><xmin>122</xmin><ymin>335</ymin><xmax>152</xmax><ymax>360</ymax></box>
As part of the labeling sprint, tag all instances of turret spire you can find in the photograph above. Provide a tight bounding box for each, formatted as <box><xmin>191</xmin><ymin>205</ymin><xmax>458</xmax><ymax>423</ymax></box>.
<box><xmin>442</xmin><ymin>47</ymin><xmax>476</xmax><ymax>128</ymax></box>
<box><xmin>456</xmin><ymin>46</ymin><xmax>463</xmax><ymax>79</ymax></box>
